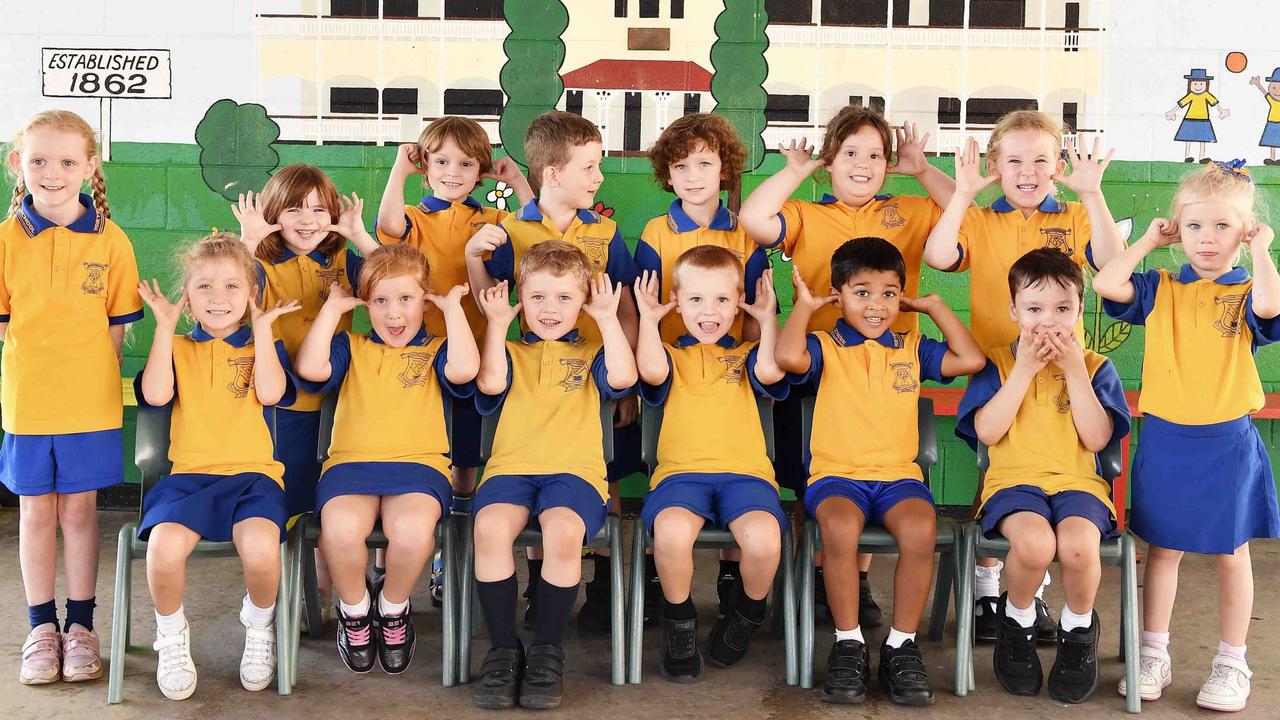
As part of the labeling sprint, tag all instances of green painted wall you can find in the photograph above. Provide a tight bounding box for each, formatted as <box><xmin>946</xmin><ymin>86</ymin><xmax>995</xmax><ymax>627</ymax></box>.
<box><xmin>6</xmin><ymin>143</ymin><xmax>1280</xmax><ymax>503</ymax></box>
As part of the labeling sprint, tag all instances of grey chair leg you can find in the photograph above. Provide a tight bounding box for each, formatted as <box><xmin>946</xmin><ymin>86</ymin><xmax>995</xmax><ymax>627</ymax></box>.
<box><xmin>954</xmin><ymin>523</ymin><xmax>978</xmax><ymax>697</ymax></box>
<box><xmin>798</xmin><ymin>522</ymin><xmax>817</xmax><ymax>689</ymax></box>
<box><xmin>781</xmin><ymin>526</ymin><xmax>798</xmax><ymax>686</ymax></box>
<box><xmin>626</xmin><ymin>520</ymin><xmax>647</xmax><ymax>684</ymax></box>
<box><xmin>458</xmin><ymin>514</ymin><xmax>475</xmax><ymax>684</ymax></box>
<box><xmin>107</xmin><ymin>523</ymin><xmax>136</xmax><ymax>705</ymax></box>
<box><xmin>609</xmin><ymin>516</ymin><xmax>625</xmax><ymax>685</ymax></box>
<box><xmin>288</xmin><ymin>526</ymin><xmax>304</xmax><ymax>687</ymax></box>
<box><xmin>1120</xmin><ymin>534</ymin><xmax>1142</xmax><ymax>714</ymax></box>
<box><xmin>276</xmin><ymin>541</ymin><xmax>293</xmax><ymax>695</ymax></box>
<box><xmin>442</xmin><ymin>516</ymin><xmax>458</xmax><ymax>687</ymax></box>
<box><xmin>929</xmin><ymin>546</ymin><xmax>954</xmax><ymax>642</ymax></box>
<box><xmin>301</xmin><ymin>525</ymin><xmax>325</xmax><ymax>640</ymax></box>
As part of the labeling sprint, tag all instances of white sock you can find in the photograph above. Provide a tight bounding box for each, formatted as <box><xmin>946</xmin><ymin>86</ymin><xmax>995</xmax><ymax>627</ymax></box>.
<box><xmin>241</xmin><ymin>594</ymin><xmax>275</xmax><ymax>629</ymax></box>
<box><xmin>1036</xmin><ymin>570</ymin><xmax>1051</xmax><ymax>600</ymax></box>
<box><xmin>1060</xmin><ymin>604</ymin><xmax>1093</xmax><ymax>632</ymax></box>
<box><xmin>1004</xmin><ymin>599</ymin><xmax>1036</xmax><ymax>629</ymax></box>
<box><xmin>155</xmin><ymin>606</ymin><xmax>187</xmax><ymax>636</ymax></box>
<box><xmin>885</xmin><ymin>627</ymin><xmax>915</xmax><ymax>649</ymax></box>
<box><xmin>339</xmin><ymin>590</ymin><xmax>371</xmax><ymax>618</ymax></box>
<box><xmin>975</xmin><ymin>561</ymin><xmax>1003</xmax><ymax>598</ymax></box>
<box><xmin>378</xmin><ymin>591</ymin><xmax>409</xmax><ymax>618</ymax></box>
<box><xmin>834</xmin><ymin>626</ymin><xmax>865</xmax><ymax>643</ymax></box>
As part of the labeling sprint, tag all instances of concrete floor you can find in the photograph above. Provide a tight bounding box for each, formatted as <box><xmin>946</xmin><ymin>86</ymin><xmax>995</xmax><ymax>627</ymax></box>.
<box><xmin>1</xmin><ymin>509</ymin><xmax>1277</xmax><ymax>719</ymax></box>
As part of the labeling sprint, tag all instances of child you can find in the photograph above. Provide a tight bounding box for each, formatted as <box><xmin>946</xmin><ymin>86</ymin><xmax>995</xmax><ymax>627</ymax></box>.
<box><xmin>294</xmin><ymin>244</ymin><xmax>479</xmax><ymax>675</ymax></box>
<box><xmin>134</xmin><ymin>234</ymin><xmax>297</xmax><ymax>700</ymax></box>
<box><xmin>1095</xmin><ymin>162</ymin><xmax>1280</xmax><ymax>713</ymax></box>
<box><xmin>740</xmin><ymin>107</ymin><xmax>955</xmax><ymax>623</ymax></box>
<box><xmin>633</xmin><ymin>247</ymin><xmax>789</xmax><ymax>682</ymax></box>
<box><xmin>923</xmin><ymin>110</ymin><xmax>1126</xmax><ymax>642</ymax></box>
<box><xmin>634</xmin><ymin>112</ymin><xmax>771</xmax><ymax>622</ymax></box>
<box><xmin>465</xmin><ymin>110</ymin><xmax>642</xmax><ymax>633</ymax></box>
<box><xmin>469</xmin><ymin>241</ymin><xmax>637</xmax><ymax>710</ymax></box>
<box><xmin>1247</xmin><ymin>69</ymin><xmax>1280</xmax><ymax>165</ymax></box>
<box><xmin>1</xmin><ymin>110</ymin><xmax>142</xmax><ymax>685</ymax></box>
<box><xmin>775</xmin><ymin>237</ymin><xmax>984</xmax><ymax>706</ymax></box>
<box><xmin>956</xmin><ymin>249</ymin><xmax>1130</xmax><ymax>704</ymax></box>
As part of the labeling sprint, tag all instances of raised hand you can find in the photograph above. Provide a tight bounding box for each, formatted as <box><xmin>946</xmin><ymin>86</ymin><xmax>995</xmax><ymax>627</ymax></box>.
<box><xmin>332</xmin><ymin>192</ymin><xmax>366</xmax><ymax>240</ymax></box>
<box><xmin>791</xmin><ymin>266</ymin><xmax>837</xmax><ymax>313</ymax></box>
<box><xmin>1014</xmin><ymin>328</ymin><xmax>1050</xmax><ymax>374</ymax></box>
<box><xmin>477</xmin><ymin>281</ymin><xmax>520</xmax><ymax>326</ymax></box>
<box><xmin>137</xmin><ymin>279</ymin><xmax>187</xmax><ymax>332</ymax></box>
<box><xmin>483</xmin><ymin>156</ymin><xmax>527</xmax><ymax>187</ymax></box>
<box><xmin>465</xmin><ymin>224</ymin><xmax>508</xmax><ymax>258</ymax></box>
<box><xmin>633</xmin><ymin>270</ymin><xmax>676</xmax><ymax>323</ymax></box>
<box><xmin>251</xmin><ymin>299</ymin><xmax>301</xmax><ymax>328</ymax></box>
<box><xmin>231</xmin><ymin>190</ymin><xmax>282</xmax><ymax>248</ymax></box>
<box><xmin>583</xmin><ymin>273</ymin><xmax>623</xmax><ymax>322</ymax></box>
<box><xmin>1248</xmin><ymin>222</ymin><xmax>1275</xmax><ymax>254</ymax></box>
<box><xmin>739</xmin><ymin>268</ymin><xmax>778</xmax><ymax>323</ymax></box>
<box><xmin>393</xmin><ymin>143</ymin><xmax>423</xmax><ymax>176</ymax></box>
<box><xmin>779</xmin><ymin>137</ymin><xmax>824</xmax><ymax>178</ymax></box>
<box><xmin>889</xmin><ymin>121</ymin><xmax>933</xmax><ymax>176</ymax></box>
<box><xmin>323</xmin><ymin>282</ymin><xmax>365</xmax><ymax>314</ymax></box>
<box><xmin>955</xmin><ymin>137</ymin><xmax>1000</xmax><ymax>197</ymax></box>
<box><xmin>899</xmin><ymin>293</ymin><xmax>942</xmax><ymax>316</ymax></box>
<box><xmin>427</xmin><ymin>282</ymin><xmax>470</xmax><ymax>312</ymax></box>
<box><xmin>1053</xmin><ymin>136</ymin><xmax>1114</xmax><ymax>197</ymax></box>
<box><xmin>1140</xmin><ymin>217</ymin><xmax>1179</xmax><ymax>248</ymax></box>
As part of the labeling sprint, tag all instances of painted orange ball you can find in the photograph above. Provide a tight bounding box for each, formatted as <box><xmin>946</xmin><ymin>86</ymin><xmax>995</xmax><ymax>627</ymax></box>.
<box><xmin>1226</xmin><ymin>51</ymin><xmax>1248</xmax><ymax>73</ymax></box>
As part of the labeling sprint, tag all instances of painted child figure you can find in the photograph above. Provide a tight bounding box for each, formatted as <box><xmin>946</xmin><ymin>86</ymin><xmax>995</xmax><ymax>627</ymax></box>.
<box><xmin>956</xmin><ymin>249</ymin><xmax>1131</xmax><ymax>704</ymax></box>
<box><xmin>633</xmin><ymin>247</ymin><xmax>789</xmax><ymax>681</ymax></box>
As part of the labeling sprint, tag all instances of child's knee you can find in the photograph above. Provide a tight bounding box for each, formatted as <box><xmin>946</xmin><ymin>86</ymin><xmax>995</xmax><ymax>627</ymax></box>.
<box><xmin>56</xmin><ymin>494</ymin><xmax>97</xmax><ymax>531</ymax></box>
<box><xmin>383</xmin><ymin>514</ymin><xmax>432</xmax><ymax>551</ymax></box>
<box><xmin>1010</xmin><ymin>527</ymin><xmax>1057</xmax><ymax>566</ymax></box>
<box><xmin>20</xmin><ymin>494</ymin><xmax>58</xmax><ymax>527</ymax></box>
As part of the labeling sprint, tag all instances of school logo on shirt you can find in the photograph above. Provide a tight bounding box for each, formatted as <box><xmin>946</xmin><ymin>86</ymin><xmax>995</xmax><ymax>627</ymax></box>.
<box><xmin>81</xmin><ymin>262</ymin><xmax>108</xmax><ymax>296</ymax></box>
<box><xmin>577</xmin><ymin>237</ymin><xmax>609</xmax><ymax>271</ymax></box>
<box><xmin>1040</xmin><ymin>227</ymin><xmax>1073</xmax><ymax>254</ymax></box>
<box><xmin>1214</xmin><ymin>294</ymin><xmax>1246</xmax><ymax>337</ymax></box>
<box><xmin>559</xmin><ymin>358</ymin><xmax>588</xmax><ymax>392</ymax></box>
<box><xmin>718</xmin><ymin>355</ymin><xmax>745</xmax><ymax>384</ymax></box>
<box><xmin>315</xmin><ymin>267</ymin><xmax>343</xmax><ymax>298</ymax></box>
<box><xmin>398</xmin><ymin>351</ymin><xmax>435</xmax><ymax>387</ymax></box>
<box><xmin>890</xmin><ymin>362</ymin><xmax>918</xmax><ymax>393</ymax></box>
<box><xmin>226</xmin><ymin>357</ymin><xmax>255</xmax><ymax>398</ymax></box>
<box><xmin>1053</xmin><ymin>373</ymin><xmax>1071</xmax><ymax>414</ymax></box>
<box><xmin>879</xmin><ymin>202</ymin><xmax>906</xmax><ymax>229</ymax></box>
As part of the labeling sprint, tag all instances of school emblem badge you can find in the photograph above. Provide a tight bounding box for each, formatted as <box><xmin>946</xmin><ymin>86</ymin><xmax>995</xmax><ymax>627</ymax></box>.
<box><xmin>890</xmin><ymin>362</ymin><xmax>917</xmax><ymax>393</ymax></box>
<box><xmin>1214</xmin><ymin>294</ymin><xmax>1246</xmax><ymax>337</ymax></box>
<box><xmin>398</xmin><ymin>351</ymin><xmax>435</xmax><ymax>388</ymax></box>
<box><xmin>81</xmin><ymin>262</ymin><xmax>108</xmax><ymax>295</ymax></box>
<box><xmin>718</xmin><ymin>354</ymin><xmax>745</xmax><ymax>384</ymax></box>
<box><xmin>316</xmin><ymin>267</ymin><xmax>343</xmax><ymax>298</ymax></box>
<box><xmin>1053</xmin><ymin>373</ymin><xmax>1071</xmax><ymax>413</ymax></box>
<box><xmin>226</xmin><ymin>357</ymin><xmax>255</xmax><ymax>398</ymax></box>
<box><xmin>577</xmin><ymin>237</ymin><xmax>608</xmax><ymax>271</ymax></box>
<box><xmin>559</xmin><ymin>358</ymin><xmax>588</xmax><ymax>392</ymax></box>
<box><xmin>879</xmin><ymin>202</ymin><xmax>906</xmax><ymax>229</ymax></box>
<box><xmin>1040</xmin><ymin>227</ymin><xmax>1073</xmax><ymax>253</ymax></box>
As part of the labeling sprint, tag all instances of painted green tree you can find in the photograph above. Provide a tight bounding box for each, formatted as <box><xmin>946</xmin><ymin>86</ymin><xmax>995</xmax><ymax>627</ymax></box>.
<box><xmin>499</xmin><ymin>0</ymin><xmax>569</xmax><ymax>168</ymax></box>
<box><xmin>195</xmin><ymin>99</ymin><xmax>280</xmax><ymax>201</ymax></box>
<box><xmin>711</xmin><ymin>0</ymin><xmax>769</xmax><ymax>187</ymax></box>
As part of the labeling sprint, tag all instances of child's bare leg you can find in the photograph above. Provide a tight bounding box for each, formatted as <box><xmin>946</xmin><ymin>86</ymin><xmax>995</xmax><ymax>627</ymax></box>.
<box><xmin>1142</xmin><ymin>545</ymin><xmax>1183</xmax><ymax>634</ymax></box>
<box><xmin>727</xmin><ymin>511</ymin><xmax>781</xmax><ymax>601</ymax></box>
<box><xmin>1054</xmin><ymin>517</ymin><xmax>1102</xmax><ymax>615</ymax></box>
<box><xmin>19</xmin><ymin>494</ymin><xmax>58</xmax><ymax>611</ymax></box>
<box><xmin>814</xmin><ymin>497</ymin><xmax>866</xmax><ymax>631</ymax></box>
<box><xmin>58</xmin><ymin>491</ymin><xmax>100</xmax><ymax>621</ymax></box>
<box><xmin>146</xmin><ymin>523</ymin><xmax>202</xmax><ymax>615</ymax></box>
<box><xmin>858</xmin><ymin>553</ymin><xmax>872</xmax><ymax>572</ymax></box>
<box><xmin>474</xmin><ymin>504</ymin><xmax>529</xmax><ymax>582</ymax></box>
<box><xmin>999</xmin><ymin>512</ymin><xmax>1056</xmax><ymax>609</ymax></box>
<box><xmin>380</xmin><ymin>493</ymin><xmax>442</xmax><ymax>604</ymax></box>
<box><xmin>652</xmin><ymin>508</ymin><xmax>703</xmax><ymax>603</ymax></box>
<box><xmin>881</xmin><ymin>499</ymin><xmax>936</xmax><ymax>633</ymax></box>
<box><xmin>319</xmin><ymin>496</ymin><xmax>379</xmax><ymax>605</ymax></box>
<box><xmin>233</xmin><ymin>518</ymin><xmax>282</xmax><ymax>608</ymax></box>
<box><xmin>1217</xmin><ymin>543</ymin><xmax>1253</xmax><ymax>647</ymax></box>
<box><xmin>453</xmin><ymin>466</ymin><xmax>478</xmax><ymax>497</ymax></box>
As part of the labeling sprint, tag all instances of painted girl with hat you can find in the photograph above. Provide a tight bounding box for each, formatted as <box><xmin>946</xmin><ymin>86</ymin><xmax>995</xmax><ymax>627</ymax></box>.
<box><xmin>1166</xmin><ymin>68</ymin><xmax>1230</xmax><ymax>163</ymax></box>
<box><xmin>1248</xmin><ymin>68</ymin><xmax>1280</xmax><ymax>165</ymax></box>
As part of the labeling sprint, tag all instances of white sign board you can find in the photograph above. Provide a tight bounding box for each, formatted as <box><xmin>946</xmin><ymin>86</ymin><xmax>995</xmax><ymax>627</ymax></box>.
<box><xmin>41</xmin><ymin>48</ymin><xmax>172</xmax><ymax>99</ymax></box>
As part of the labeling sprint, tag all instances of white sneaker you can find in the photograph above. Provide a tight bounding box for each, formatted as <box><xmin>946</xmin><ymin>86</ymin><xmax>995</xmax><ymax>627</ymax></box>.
<box><xmin>239</xmin><ymin>614</ymin><xmax>276</xmax><ymax>692</ymax></box>
<box><xmin>1196</xmin><ymin>655</ymin><xmax>1251</xmax><ymax>712</ymax></box>
<box><xmin>153</xmin><ymin>623</ymin><xmax>198</xmax><ymax>701</ymax></box>
<box><xmin>1118</xmin><ymin>646</ymin><xmax>1172</xmax><ymax>701</ymax></box>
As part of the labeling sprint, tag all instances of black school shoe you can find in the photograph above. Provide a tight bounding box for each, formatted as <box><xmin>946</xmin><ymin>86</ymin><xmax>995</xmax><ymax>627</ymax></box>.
<box><xmin>1047</xmin><ymin>613</ymin><xmax>1100</xmax><ymax>704</ymax></box>
<box><xmin>1034</xmin><ymin>597</ymin><xmax>1058</xmax><ymax>644</ymax></box>
<box><xmin>974</xmin><ymin>596</ymin><xmax>999</xmax><ymax>642</ymax></box>
<box><xmin>473</xmin><ymin>643</ymin><xmax>524</xmax><ymax>710</ymax></box>
<box><xmin>335</xmin><ymin>594</ymin><xmax>377</xmax><ymax>674</ymax></box>
<box><xmin>821</xmin><ymin>639</ymin><xmax>870</xmax><ymax>704</ymax></box>
<box><xmin>859</xmin><ymin>572</ymin><xmax>883</xmax><ymax>629</ymax></box>
<box><xmin>994</xmin><ymin>593</ymin><xmax>1043</xmax><ymax>696</ymax></box>
<box><xmin>878</xmin><ymin>639</ymin><xmax>935</xmax><ymax>706</ymax></box>
<box><xmin>659</xmin><ymin>616</ymin><xmax>703</xmax><ymax>683</ymax></box>
<box><xmin>706</xmin><ymin>607</ymin><xmax>763</xmax><ymax>668</ymax></box>
<box><xmin>376</xmin><ymin>601</ymin><xmax>415</xmax><ymax>674</ymax></box>
<box><xmin>519</xmin><ymin>643</ymin><xmax>566</xmax><ymax>710</ymax></box>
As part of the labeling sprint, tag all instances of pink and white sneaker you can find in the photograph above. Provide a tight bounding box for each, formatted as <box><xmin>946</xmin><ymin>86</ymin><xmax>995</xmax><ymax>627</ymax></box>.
<box><xmin>19</xmin><ymin>626</ymin><xmax>62</xmax><ymax>685</ymax></box>
<box><xmin>61</xmin><ymin>629</ymin><xmax>103</xmax><ymax>682</ymax></box>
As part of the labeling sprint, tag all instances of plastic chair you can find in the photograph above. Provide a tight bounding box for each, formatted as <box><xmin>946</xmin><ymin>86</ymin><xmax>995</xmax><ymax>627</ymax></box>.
<box><xmin>796</xmin><ymin>396</ymin><xmax>963</xmax><ymax>690</ymax></box>
<box><xmin>626</xmin><ymin>395</ymin><xmax>797</xmax><ymax>685</ymax></box>
<box><xmin>282</xmin><ymin>393</ymin><xmax>459</xmax><ymax>687</ymax></box>
<box><xmin>108</xmin><ymin>404</ymin><xmax>295</xmax><ymax>704</ymax></box>
<box><xmin>457</xmin><ymin>395</ymin><xmax>625</xmax><ymax>685</ymax></box>
<box><xmin>954</xmin><ymin>435</ymin><xmax>1141</xmax><ymax>713</ymax></box>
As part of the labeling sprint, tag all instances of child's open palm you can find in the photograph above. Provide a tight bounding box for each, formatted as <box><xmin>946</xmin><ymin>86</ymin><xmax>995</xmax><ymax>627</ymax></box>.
<box><xmin>1014</xmin><ymin>329</ymin><xmax>1050</xmax><ymax>374</ymax></box>
<box><xmin>231</xmin><ymin>190</ymin><xmax>282</xmax><ymax>250</ymax></box>
<box><xmin>332</xmin><ymin>193</ymin><xmax>366</xmax><ymax>240</ymax></box>
<box><xmin>1053</xmin><ymin>136</ymin><xmax>1113</xmax><ymax>196</ymax></box>
<box><xmin>251</xmin><ymin>299</ymin><xmax>301</xmax><ymax>328</ymax></box>
<box><xmin>956</xmin><ymin>137</ymin><xmax>999</xmax><ymax>196</ymax></box>
<box><xmin>634</xmin><ymin>270</ymin><xmax>675</xmax><ymax>323</ymax></box>
<box><xmin>791</xmin><ymin>267</ymin><xmax>837</xmax><ymax>313</ymax></box>
<box><xmin>477</xmin><ymin>281</ymin><xmax>520</xmax><ymax>325</ymax></box>
<box><xmin>427</xmin><ymin>283</ymin><xmax>470</xmax><ymax>313</ymax></box>
<box><xmin>323</xmin><ymin>282</ymin><xmax>365</xmax><ymax>314</ymax></box>
<box><xmin>583</xmin><ymin>273</ymin><xmax>623</xmax><ymax>322</ymax></box>
<box><xmin>889</xmin><ymin>121</ymin><xmax>932</xmax><ymax>176</ymax></box>
<box><xmin>779</xmin><ymin>138</ymin><xmax>823</xmax><ymax>178</ymax></box>
<box><xmin>739</xmin><ymin>268</ymin><xmax>777</xmax><ymax>323</ymax></box>
<box><xmin>138</xmin><ymin>279</ymin><xmax>187</xmax><ymax>332</ymax></box>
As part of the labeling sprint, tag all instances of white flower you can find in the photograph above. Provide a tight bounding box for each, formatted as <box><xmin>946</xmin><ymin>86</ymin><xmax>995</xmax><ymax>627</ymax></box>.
<box><xmin>486</xmin><ymin>181</ymin><xmax>515</xmax><ymax>211</ymax></box>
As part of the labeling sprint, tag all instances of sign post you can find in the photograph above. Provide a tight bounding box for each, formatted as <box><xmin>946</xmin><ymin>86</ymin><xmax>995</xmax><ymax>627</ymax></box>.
<box><xmin>41</xmin><ymin>48</ymin><xmax>172</xmax><ymax>161</ymax></box>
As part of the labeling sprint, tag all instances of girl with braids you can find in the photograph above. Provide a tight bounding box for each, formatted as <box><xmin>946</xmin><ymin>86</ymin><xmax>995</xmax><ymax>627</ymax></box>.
<box><xmin>0</xmin><ymin>110</ymin><xmax>143</xmax><ymax>684</ymax></box>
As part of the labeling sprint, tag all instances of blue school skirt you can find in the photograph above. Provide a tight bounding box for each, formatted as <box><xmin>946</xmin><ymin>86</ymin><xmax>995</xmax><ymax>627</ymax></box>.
<box><xmin>1260</xmin><ymin>121</ymin><xmax>1280</xmax><ymax>149</ymax></box>
<box><xmin>276</xmin><ymin>408</ymin><xmax>322</xmax><ymax>517</ymax></box>
<box><xmin>1175</xmin><ymin>118</ymin><xmax>1216</xmax><ymax>143</ymax></box>
<box><xmin>139</xmin><ymin>472</ymin><xmax>287</xmax><ymax>543</ymax></box>
<box><xmin>1130</xmin><ymin>415</ymin><xmax>1280</xmax><ymax>554</ymax></box>
<box><xmin>316</xmin><ymin>461</ymin><xmax>452</xmax><ymax>515</ymax></box>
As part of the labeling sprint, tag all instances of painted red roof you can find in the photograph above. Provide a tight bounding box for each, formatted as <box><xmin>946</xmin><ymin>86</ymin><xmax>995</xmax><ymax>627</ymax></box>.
<box><xmin>561</xmin><ymin>60</ymin><xmax>712</xmax><ymax>92</ymax></box>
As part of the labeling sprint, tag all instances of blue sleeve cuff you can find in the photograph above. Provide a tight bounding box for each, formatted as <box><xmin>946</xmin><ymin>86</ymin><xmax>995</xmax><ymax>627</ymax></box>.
<box><xmin>475</xmin><ymin>351</ymin><xmax>513</xmax><ymax>416</ymax></box>
<box><xmin>605</xmin><ymin>229</ymin><xmax>640</xmax><ymax>285</ymax></box>
<box><xmin>639</xmin><ymin>350</ymin><xmax>673</xmax><ymax>406</ymax></box>
<box><xmin>485</xmin><ymin>240</ymin><xmax>515</xmax><ymax>283</ymax></box>
<box><xmin>108</xmin><ymin>308</ymin><xmax>145</xmax><ymax>325</ymax></box>
<box><xmin>254</xmin><ymin>261</ymin><xmax>268</xmax><ymax>306</ymax></box>
<box><xmin>1245</xmin><ymin>294</ymin><xmax>1280</xmax><ymax>348</ymax></box>
<box><xmin>298</xmin><ymin>332</ymin><xmax>352</xmax><ymax>396</ymax></box>
<box><xmin>744</xmin><ymin>248</ymin><xmax>769</xmax><ymax>304</ymax></box>
<box><xmin>1101</xmin><ymin>269</ymin><xmax>1159</xmax><ymax>324</ymax></box>
<box><xmin>746</xmin><ymin>346</ymin><xmax>790</xmax><ymax>401</ymax></box>
<box><xmin>917</xmin><ymin>336</ymin><xmax>955</xmax><ymax>384</ymax></box>
<box><xmin>1084</xmin><ymin>242</ymin><xmax>1099</xmax><ymax>271</ymax></box>
<box><xmin>768</xmin><ymin>212</ymin><xmax>786</xmax><ymax>249</ymax></box>
<box><xmin>132</xmin><ymin>367</ymin><xmax>174</xmax><ymax>409</ymax></box>
<box><xmin>955</xmin><ymin>360</ymin><xmax>1001</xmax><ymax>451</ymax></box>
<box><xmin>345</xmin><ymin>250</ymin><xmax>364</xmax><ymax>290</ymax></box>
<box><xmin>434</xmin><ymin>340</ymin><xmax>477</xmax><ymax>399</ymax></box>
<box><xmin>786</xmin><ymin>333</ymin><xmax>825</xmax><ymax>389</ymax></box>
<box><xmin>273</xmin><ymin>340</ymin><xmax>298</xmax><ymax>409</ymax></box>
<box><xmin>1091</xmin><ymin>358</ymin><xmax>1132</xmax><ymax>446</ymax></box>
<box><xmin>592</xmin><ymin>348</ymin><xmax>635</xmax><ymax>399</ymax></box>
<box><xmin>944</xmin><ymin>243</ymin><xmax>964</xmax><ymax>273</ymax></box>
